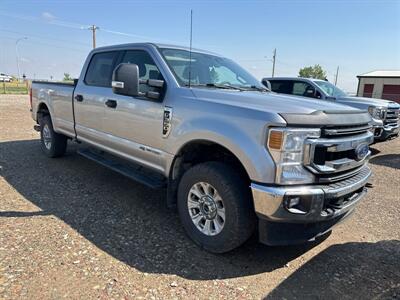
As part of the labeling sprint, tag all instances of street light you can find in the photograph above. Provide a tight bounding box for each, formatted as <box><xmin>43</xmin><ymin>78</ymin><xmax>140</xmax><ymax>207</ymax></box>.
<box><xmin>16</xmin><ymin>37</ymin><xmax>28</xmax><ymax>83</ymax></box>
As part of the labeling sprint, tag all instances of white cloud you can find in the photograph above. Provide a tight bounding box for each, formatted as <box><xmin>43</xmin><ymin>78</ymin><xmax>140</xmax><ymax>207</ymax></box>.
<box><xmin>41</xmin><ymin>12</ymin><xmax>56</xmax><ymax>22</ymax></box>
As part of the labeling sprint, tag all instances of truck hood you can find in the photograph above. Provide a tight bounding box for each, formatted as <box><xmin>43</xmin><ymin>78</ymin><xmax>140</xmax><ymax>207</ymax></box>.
<box><xmin>337</xmin><ymin>96</ymin><xmax>400</xmax><ymax>108</ymax></box>
<box><xmin>192</xmin><ymin>89</ymin><xmax>360</xmax><ymax>115</ymax></box>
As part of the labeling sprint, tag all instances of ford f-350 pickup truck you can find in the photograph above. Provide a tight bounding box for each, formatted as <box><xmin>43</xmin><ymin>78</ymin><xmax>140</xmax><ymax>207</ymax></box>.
<box><xmin>31</xmin><ymin>43</ymin><xmax>373</xmax><ymax>253</ymax></box>
<box><xmin>262</xmin><ymin>77</ymin><xmax>400</xmax><ymax>142</ymax></box>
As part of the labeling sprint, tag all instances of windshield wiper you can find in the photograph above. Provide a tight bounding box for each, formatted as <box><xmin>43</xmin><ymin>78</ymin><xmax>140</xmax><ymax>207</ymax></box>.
<box><xmin>186</xmin><ymin>83</ymin><xmax>245</xmax><ymax>91</ymax></box>
<box><xmin>244</xmin><ymin>85</ymin><xmax>269</xmax><ymax>92</ymax></box>
<box><xmin>206</xmin><ymin>83</ymin><xmax>246</xmax><ymax>91</ymax></box>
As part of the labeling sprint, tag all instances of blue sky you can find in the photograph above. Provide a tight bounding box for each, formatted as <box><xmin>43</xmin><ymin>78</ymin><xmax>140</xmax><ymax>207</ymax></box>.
<box><xmin>0</xmin><ymin>0</ymin><xmax>399</xmax><ymax>93</ymax></box>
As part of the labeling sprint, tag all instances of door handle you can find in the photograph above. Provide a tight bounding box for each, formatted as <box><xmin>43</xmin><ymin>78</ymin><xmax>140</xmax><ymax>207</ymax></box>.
<box><xmin>105</xmin><ymin>99</ymin><xmax>117</xmax><ymax>108</ymax></box>
<box><xmin>75</xmin><ymin>94</ymin><xmax>83</xmax><ymax>102</ymax></box>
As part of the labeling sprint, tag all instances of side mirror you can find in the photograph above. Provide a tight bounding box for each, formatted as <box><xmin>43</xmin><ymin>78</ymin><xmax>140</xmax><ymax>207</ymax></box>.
<box><xmin>112</xmin><ymin>63</ymin><xmax>140</xmax><ymax>97</ymax></box>
<box><xmin>261</xmin><ymin>79</ymin><xmax>272</xmax><ymax>90</ymax></box>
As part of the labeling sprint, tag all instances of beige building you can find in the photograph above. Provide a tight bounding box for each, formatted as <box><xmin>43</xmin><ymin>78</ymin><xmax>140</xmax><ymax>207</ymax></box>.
<box><xmin>357</xmin><ymin>70</ymin><xmax>400</xmax><ymax>103</ymax></box>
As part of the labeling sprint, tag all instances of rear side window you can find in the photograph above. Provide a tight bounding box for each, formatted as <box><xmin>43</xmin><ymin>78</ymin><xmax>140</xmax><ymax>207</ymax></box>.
<box><xmin>270</xmin><ymin>80</ymin><xmax>293</xmax><ymax>94</ymax></box>
<box><xmin>85</xmin><ymin>51</ymin><xmax>118</xmax><ymax>87</ymax></box>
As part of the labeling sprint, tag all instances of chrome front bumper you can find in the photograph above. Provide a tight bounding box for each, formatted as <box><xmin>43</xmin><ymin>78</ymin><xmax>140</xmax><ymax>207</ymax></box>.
<box><xmin>251</xmin><ymin>166</ymin><xmax>371</xmax><ymax>223</ymax></box>
<box><xmin>376</xmin><ymin>123</ymin><xmax>399</xmax><ymax>140</ymax></box>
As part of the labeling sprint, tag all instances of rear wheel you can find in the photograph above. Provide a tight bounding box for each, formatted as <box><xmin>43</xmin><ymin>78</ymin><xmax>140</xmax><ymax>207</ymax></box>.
<box><xmin>177</xmin><ymin>162</ymin><xmax>255</xmax><ymax>253</ymax></box>
<box><xmin>40</xmin><ymin>115</ymin><xmax>67</xmax><ymax>158</ymax></box>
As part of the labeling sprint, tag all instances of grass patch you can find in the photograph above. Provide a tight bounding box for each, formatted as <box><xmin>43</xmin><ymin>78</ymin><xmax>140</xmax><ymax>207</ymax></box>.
<box><xmin>0</xmin><ymin>81</ymin><xmax>29</xmax><ymax>94</ymax></box>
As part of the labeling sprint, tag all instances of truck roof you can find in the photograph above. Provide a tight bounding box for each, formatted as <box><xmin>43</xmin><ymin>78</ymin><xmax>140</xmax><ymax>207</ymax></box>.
<box><xmin>92</xmin><ymin>42</ymin><xmax>221</xmax><ymax>56</ymax></box>
<box><xmin>263</xmin><ymin>77</ymin><xmax>325</xmax><ymax>82</ymax></box>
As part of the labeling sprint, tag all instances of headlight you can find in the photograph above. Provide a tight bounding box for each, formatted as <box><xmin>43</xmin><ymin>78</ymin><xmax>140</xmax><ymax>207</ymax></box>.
<box><xmin>267</xmin><ymin>128</ymin><xmax>320</xmax><ymax>184</ymax></box>
<box><xmin>368</xmin><ymin>106</ymin><xmax>386</xmax><ymax>120</ymax></box>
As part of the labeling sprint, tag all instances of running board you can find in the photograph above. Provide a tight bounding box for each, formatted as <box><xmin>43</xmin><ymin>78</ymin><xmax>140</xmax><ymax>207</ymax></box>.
<box><xmin>77</xmin><ymin>148</ymin><xmax>166</xmax><ymax>189</ymax></box>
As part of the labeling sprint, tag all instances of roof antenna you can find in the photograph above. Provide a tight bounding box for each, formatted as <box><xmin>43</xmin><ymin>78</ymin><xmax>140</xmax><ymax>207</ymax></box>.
<box><xmin>188</xmin><ymin>9</ymin><xmax>193</xmax><ymax>88</ymax></box>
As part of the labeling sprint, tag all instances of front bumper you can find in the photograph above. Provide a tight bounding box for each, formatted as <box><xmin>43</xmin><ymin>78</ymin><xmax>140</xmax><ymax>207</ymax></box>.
<box><xmin>374</xmin><ymin>123</ymin><xmax>399</xmax><ymax>141</ymax></box>
<box><xmin>251</xmin><ymin>166</ymin><xmax>371</xmax><ymax>245</ymax></box>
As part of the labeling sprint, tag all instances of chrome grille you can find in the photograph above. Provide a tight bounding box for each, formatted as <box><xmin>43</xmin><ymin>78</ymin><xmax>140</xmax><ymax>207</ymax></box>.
<box><xmin>321</xmin><ymin>123</ymin><xmax>371</xmax><ymax>137</ymax></box>
<box><xmin>305</xmin><ymin>124</ymin><xmax>373</xmax><ymax>183</ymax></box>
<box><xmin>385</xmin><ymin>107</ymin><xmax>399</xmax><ymax>126</ymax></box>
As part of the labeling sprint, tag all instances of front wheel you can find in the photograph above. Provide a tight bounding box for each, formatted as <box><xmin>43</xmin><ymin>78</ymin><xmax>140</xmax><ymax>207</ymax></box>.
<box><xmin>177</xmin><ymin>162</ymin><xmax>256</xmax><ymax>253</ymax></box>
<box><xmin>40</xmin><ymin>115</ymin><xmax>67</xmax><ymax>158</ymax></box>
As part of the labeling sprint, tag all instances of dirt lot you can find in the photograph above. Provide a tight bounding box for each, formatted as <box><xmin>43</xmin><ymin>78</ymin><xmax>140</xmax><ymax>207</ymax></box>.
<box><xmin>1</xmin><ymin>94</ymin><xmax>399</xmax><ymax>299</ymax></box>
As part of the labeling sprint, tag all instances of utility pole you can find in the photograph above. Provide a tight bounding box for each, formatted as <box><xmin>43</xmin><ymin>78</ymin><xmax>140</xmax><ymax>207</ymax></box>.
<box><xmin>334</xmin><ymin>66</ymin><xmax>339</xmax><ymax>85</ymax></box>
<box><xmin>88</xmin><ymin>25</ymin><xmax>99</xmax><ymax>49</ymax></box>
<box><xmin>271</xmin><ymin>48</ymin><xmax>276</xmax><ymax>77</ymax></box>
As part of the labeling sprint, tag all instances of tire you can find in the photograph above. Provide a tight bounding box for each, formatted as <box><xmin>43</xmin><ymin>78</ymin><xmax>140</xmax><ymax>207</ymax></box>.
<box><xmin>39</xmin><ymin>115</ymin><xmax>67</xmax><ymax>158</ymax></box>
<box><xmin>177</xmin><ymin>162</ymin><xmax>256</xmax><ymax>253</ymax></box>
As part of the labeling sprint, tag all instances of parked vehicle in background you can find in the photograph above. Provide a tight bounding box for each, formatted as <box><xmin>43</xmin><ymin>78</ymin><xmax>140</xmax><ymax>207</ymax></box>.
<box><xmin>31</xmin><ymin>43</ymin><xmax>373</xmax><ymax>253</ymax></box>
<box><xmin>0</xmin><ymin>73</ymin><xmax>13</xmax><ymax>82</ymax></box>
<box><xmin>262</xmin><ymin>77</ymin><xmax>400</xmax><ymax>142</ymax></box>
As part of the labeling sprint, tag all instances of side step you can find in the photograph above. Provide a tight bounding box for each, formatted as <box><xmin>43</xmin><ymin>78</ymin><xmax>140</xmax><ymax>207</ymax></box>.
<box><xmin>77</xmin><ymin>148</ymin><xmax>166</xmax><ymax>189</ymax></box>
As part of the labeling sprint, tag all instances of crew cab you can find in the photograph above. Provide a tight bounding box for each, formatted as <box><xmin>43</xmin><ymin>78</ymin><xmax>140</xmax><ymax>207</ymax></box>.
<box><xmin>262</xmin><ymin>77</ymin><xmax>399</xmax><ymax>142</ymax></box>
<box><xmin>31</xmin><ymin>43</ymin><xmax>373</xmax><ymax>253</ymax></box>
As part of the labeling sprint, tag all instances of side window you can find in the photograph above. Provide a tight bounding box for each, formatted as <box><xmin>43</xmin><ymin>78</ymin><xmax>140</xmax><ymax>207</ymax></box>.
<box><xmin>120</xmin><ymin>50</ymin><xmax>163</xmax><ymax>93</ymax></box>
<box><xmin>292</xmin><ymin>81</ymin><xmax>316</xmax><ymax>98</ymax></box>
<box><xmin>270</xmin><ymin>80</ymin><xmax>293</xmax><ymax>94</ymax></box>
<box><xmin>85</xmin><ymin>51</ymin><xmax>118</xmax><ymax>87</ymax></box>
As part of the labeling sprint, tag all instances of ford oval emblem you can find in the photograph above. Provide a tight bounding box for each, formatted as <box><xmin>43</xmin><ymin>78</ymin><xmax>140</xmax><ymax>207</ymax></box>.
<box><xmin>355</xmin><ymin>143</ymin><xmax>369</xmax><ymax>161</ymax></box>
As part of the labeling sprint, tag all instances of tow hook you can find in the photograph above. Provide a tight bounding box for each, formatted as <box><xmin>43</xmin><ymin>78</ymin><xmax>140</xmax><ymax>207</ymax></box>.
<box><xmin>33</xmin><ymin>124</ymin><xmax>41</xmax><ymax>132</ymax></box>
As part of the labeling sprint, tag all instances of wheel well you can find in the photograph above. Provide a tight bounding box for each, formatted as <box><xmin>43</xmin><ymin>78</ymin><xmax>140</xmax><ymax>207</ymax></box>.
<box><xmin>37</xmin><ymin>103</ymin><xmax>50</xmax><ymax>123</ymax></box>
<box><xmin>167</xmin><ymin>140</ymin><xmax>250</xmax><ymax>207</ymax></box>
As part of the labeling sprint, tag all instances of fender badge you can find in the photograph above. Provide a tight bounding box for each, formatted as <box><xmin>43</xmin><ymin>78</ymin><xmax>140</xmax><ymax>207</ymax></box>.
<box><xmin>162</xmin><ymin>106</ymin><xmax>173</xmax><ymax>138</ymax></box>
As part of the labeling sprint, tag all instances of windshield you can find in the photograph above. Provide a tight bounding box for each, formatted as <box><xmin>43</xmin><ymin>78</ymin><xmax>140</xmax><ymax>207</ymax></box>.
<box><xmin>159</xmin><ymin>48</ymin><xmax>265</xmax><ymax>90</ymax></box>
<box><xmin>314</xmin><ymin>80</ymin><xmax>347</xmax><ymax>98</ymax></box>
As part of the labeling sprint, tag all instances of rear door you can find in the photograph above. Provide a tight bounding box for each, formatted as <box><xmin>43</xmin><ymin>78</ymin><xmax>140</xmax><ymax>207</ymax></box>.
<box><xmin>73</xmin><ymin>50</ymin><xmax>120</xmax><ymax>145</ymax></box>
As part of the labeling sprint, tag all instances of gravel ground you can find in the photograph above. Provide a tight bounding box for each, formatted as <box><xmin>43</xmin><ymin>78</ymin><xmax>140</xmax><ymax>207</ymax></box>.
<box><xmin>0</xmin><ymin>94</ymin><xmax>399</xmax><ymax>299</ymax></box>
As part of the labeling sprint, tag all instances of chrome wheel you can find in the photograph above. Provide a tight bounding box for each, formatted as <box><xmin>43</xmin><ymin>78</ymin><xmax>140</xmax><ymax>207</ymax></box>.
<box><xmin>42</xmin><ymin>124</ymin><xmax>52</xmax><ymax>150</ymax></box>
<box><xmin>187</xmin><ymin>182</ymin><xmax>225</xmax><ymax>236</ymax></box>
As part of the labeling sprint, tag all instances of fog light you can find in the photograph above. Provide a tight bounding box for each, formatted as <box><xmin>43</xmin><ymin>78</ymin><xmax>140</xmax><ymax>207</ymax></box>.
<box><xmin>284</xmin><ymin>195</ymin><xmax>309</xmax><ymax>215</ymax></box>
<box><xmin>288</xmin><ymin>196</ymin><xmax>300</xmax><ymax>208</ymax></box>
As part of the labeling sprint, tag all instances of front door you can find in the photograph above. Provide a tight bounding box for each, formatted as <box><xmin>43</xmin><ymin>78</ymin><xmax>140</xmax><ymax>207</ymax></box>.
<box><xmin>102</xmin><ymin>49</ymin><xmax>166</xmax><ymax>172</ymax></box>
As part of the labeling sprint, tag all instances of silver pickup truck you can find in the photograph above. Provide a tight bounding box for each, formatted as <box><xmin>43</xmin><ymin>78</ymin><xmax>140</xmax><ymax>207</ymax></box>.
<box><xmin>262</xmin><ymin>77</ymin><xmax>400</xmax><ymax>142</ymax></box>
<box><xmin>31</xmin><ymin>43</ymin><xmax>373</xmax><ymax>253</ymax></box>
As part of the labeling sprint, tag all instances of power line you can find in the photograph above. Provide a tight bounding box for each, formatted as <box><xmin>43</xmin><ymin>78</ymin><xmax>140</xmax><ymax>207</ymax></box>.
<box><xmin>0</xmin><ymin>11</ymin><xmax>183</xmax><ymax>46</ymax></box>
<box><xmin>0</xmin><ymin>35</ymin><xmax>89</xmax><ymax>53</ymax></box>
<box><xmin>0</xmin><ymin>29</ymin><xmax>91</xmax><ymax>47</ymax></box>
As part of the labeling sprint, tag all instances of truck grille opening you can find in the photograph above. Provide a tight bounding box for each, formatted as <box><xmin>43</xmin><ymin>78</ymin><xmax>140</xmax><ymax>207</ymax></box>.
<box><xmin>306</xmin><ymin>123</ymin><xmax>373</xmax><ymax>183</ymax></box>
<box><xmin>313</xmin><ymin>147</ymin><xmax>356</xmax><ymax>165</ymax></box>
<box><xmin>385</xmin><ymin>107</ymin><xmax>399</xmax><ymax>126</ymax></box>
<box><xmin>322</xmin><ymin>186</ymin><xmax>366</xmax><ymax>217</ymax></box>
<box><xmin>321</xmin><ymin>123</ymin><xmax>371</xmax><ymax>137</ymax></box>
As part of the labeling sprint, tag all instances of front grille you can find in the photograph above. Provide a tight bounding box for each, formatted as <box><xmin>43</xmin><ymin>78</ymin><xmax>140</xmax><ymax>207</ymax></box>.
<box><xmin>305</xmin><ymin>123</ymin><xmax>373</xmax><ymax>183</ymax></box>
<box><xmin>385</xmin><ymin>107</ymin><xmax>399</xmax><ymax>126</ymax></box>
<box><xmin>321</xmin><ymin>123</ymin><xmax>371</xmax><ymax>137</ymax></box>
